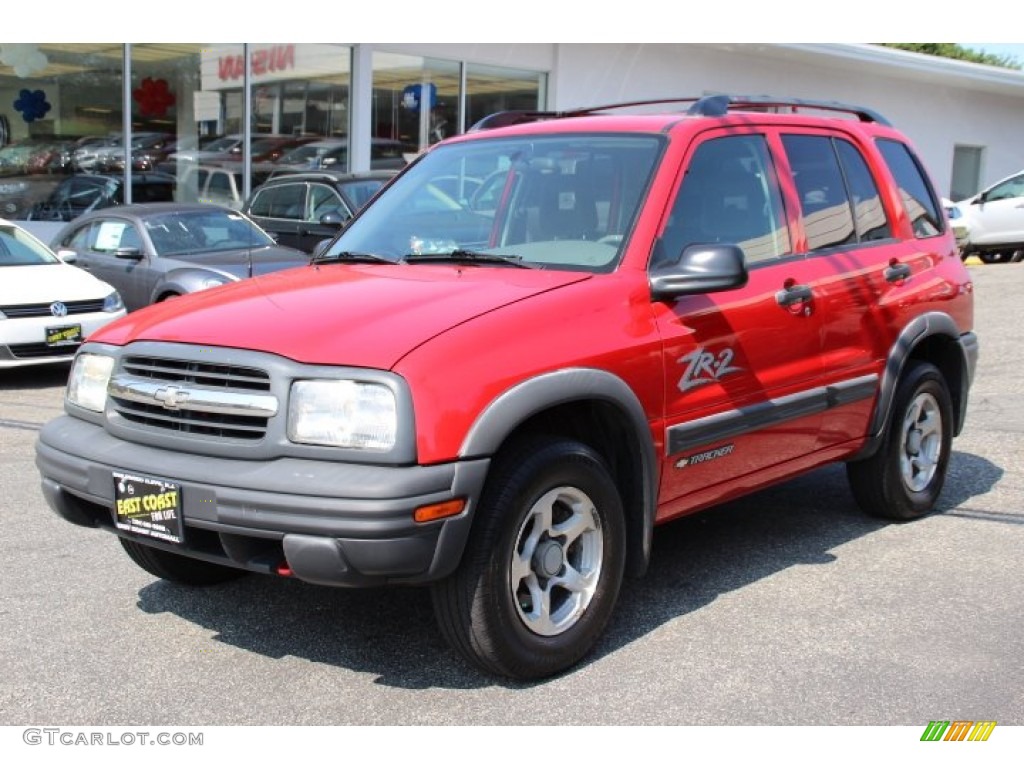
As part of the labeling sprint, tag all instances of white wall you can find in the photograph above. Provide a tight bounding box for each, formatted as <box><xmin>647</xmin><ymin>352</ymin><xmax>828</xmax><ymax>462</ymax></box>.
<box><xmin>549</xmin><ymin>43</ymin><xmax>1024</xmax><ymax>199</ymax></box>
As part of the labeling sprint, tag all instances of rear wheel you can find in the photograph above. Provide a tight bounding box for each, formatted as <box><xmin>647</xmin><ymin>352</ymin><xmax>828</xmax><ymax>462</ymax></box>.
<box><xmin>431</xmin><ymin>437</ymin><xmax>626</xmax><ymax>680</ymax></box>
<box><xmin>847</xmin><ymin>361</ymin><xmax>953</xmax><ymax>520</ymax></box>
<box><xmin>119</xmin><ymin>538</ymin><xmax>245</xmax><ymax>586</ymax></box>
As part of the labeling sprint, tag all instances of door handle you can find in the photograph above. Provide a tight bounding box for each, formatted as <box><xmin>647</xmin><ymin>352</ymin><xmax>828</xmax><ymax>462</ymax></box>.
<box><xmin>884</xmin><ymin>262</ymin><xmax>912</xmax><ymax>283</ymax></box>
<box><xmin>775</xmin><ymin>284</ymin><xmax>812</xmax><ymax>307</ymax></box>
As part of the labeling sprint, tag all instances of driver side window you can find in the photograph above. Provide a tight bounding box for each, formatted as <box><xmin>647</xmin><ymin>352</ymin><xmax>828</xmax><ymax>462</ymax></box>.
<box><xmin>987</xmin><ymin>174</ymin><xmax>1024</xmax><ymax>201</ymax></box>
<box><xmin>656</xmin><ymin>134</ymin><xmax>791</xmax><ymax>267</ymax></box>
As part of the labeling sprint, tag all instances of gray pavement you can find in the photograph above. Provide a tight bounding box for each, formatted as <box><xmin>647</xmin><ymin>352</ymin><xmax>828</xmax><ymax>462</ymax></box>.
<box><xmin>0</xmin><ymin>263</ymin><xmax>1021</xmax><ymax>726</ymax></box>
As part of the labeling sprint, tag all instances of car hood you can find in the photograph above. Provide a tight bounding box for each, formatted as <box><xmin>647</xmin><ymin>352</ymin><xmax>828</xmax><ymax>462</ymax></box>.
<box><xmin>93</xmin><ymin>264</ymin><xmax>591</xmax><ymax>369</ymax></box>
<box><xmin>173</xmin><ymin>245</ymin><xmax>310</xmax><ymax>280</ymax></box>
<box><xmin>0</xmin><ymin>263</ymin><xmax>115</xmax><ymax>305</ymax></box>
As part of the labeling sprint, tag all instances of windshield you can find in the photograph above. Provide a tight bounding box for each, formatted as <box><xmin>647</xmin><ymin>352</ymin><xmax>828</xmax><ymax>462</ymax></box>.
<box><xmin>143</xmin><ymin>210</ymin><xmax>275</xmax><ymax>257</ymax></box>
<box><xmin>203</xmin><ymin>136</ymin><xmax>242</xmax><ymax>153</ymax></box>
<box><xmin>279</xmin><ymin>143</ymin><xmax>345</xmax><ymax>164</ymax></box>
<box><xmin>0</xmin><ymin>223</ymin><xmax>60</xmax><ymax>266</ymax></box>
<box><xmin>324</xmin><ymin>134</ymin><xmax>664</xmax><ymax>272</ymax></box>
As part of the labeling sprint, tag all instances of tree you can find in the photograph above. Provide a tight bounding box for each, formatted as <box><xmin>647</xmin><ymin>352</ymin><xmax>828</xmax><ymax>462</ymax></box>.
<box><xmin>879</xmin><ymin>43</ymin><xmax>1022</xmax><ymax>70</ymax></box>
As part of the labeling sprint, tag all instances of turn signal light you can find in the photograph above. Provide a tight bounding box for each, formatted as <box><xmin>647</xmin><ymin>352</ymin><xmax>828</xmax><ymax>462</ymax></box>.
<box><xmin>413</xmin><ymin>499</ymin><xmax>466</xmax><ymax>523</ymax></box>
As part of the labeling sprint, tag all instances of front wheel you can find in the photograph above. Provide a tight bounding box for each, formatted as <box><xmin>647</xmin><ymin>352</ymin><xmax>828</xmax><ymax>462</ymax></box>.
<box><xmin>431</xmin><ymin>437</ymin><xmax>626</xmax><ymax>680</ymax></box>
<box><xmin>847</xmin><ymin>361</ymin><xmax>953</xmax><ymax>520</ymax></box>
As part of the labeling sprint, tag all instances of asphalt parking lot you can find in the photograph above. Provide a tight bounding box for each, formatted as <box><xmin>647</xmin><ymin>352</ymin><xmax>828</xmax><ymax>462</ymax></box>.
<box><xmin>0</xmin><ymin>263</ymin><xmax>1021</xmax><ymax>728</ymax></box>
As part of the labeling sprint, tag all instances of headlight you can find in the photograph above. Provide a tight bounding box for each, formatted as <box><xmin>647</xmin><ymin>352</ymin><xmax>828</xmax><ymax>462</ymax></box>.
<box><xmin>67</xmin><ymin>353</ymin><xmax>115</xmax><ymax>412</ymax></box>
<box><xmin>102</xmin><ymin>291</ymin><xmax>124</xmax><ymax>313</ymax></box>
<box><xmin>288</xmin><ymin>380</ymin><xmax>397</xmax><ymax>450</ymax></box>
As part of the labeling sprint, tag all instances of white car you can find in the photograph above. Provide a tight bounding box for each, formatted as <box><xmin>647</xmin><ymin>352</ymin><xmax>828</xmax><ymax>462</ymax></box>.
<box><xmin>948</xmin><ymin>170</ymin><xmax>1024</xmax><ymax>263</ymax></box>
<box><xmin>0</xmin><ymin>218</ymin><xmax>126</xmax><ymax>368</ymax></box>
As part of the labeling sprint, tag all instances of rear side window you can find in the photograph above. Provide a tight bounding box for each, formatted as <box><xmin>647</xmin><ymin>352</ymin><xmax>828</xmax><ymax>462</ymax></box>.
<box><xmin>876</xmin><ymin>139</ymin><xmax>944</xmax><ymax>238</ymax></box>
<box><xmin>835</xmin><ymin>140</ymin><xmax>891</xmax><ymax>242</ymax></box>
<box><xmin>783</xmin><ymin>135</ymin><xmax>856</xmax><ymax>252</ymax></box>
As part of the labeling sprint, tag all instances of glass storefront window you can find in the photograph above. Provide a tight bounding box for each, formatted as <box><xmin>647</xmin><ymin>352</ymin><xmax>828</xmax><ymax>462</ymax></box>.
<box><xmin>0</xmin><ymin>44</ymin><xmax>123</xmax><ymax>220</ymax></box>
<box><xmin>1</xmin><ymin>44</ymin><xmax>545</xmax><ymax>226</ymax></box>
<box><xmin>465</xmin><ymin>64</ymin><xmax>546</xmax><ymax>130</ymax></box>
<box><xmin>372</xmin><ymin>53</ymin><xmax>459</xmax><ymax>157</ymax></box>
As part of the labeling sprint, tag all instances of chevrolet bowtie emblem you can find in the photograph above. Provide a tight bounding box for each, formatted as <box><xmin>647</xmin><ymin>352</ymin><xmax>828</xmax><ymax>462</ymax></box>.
<box><xmin>154</xmin><ymin>385</ymin><xmax>191</xmax><ymax>410</ymax></box>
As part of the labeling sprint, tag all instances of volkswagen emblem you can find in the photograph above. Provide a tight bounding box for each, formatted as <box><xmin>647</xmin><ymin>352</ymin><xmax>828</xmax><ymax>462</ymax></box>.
<box><xmin>50</xmin><ymin>301</ymin><xmax>68</xmax><ymax>318</ymax></box>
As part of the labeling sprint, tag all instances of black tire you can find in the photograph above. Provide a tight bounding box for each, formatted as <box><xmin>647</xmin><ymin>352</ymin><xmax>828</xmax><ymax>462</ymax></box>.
<box><xmin>431</xmin><ymin>437</ymin><xmax>626</xmax><ymax>680</ymax></box>
<box><xmin>1010</xmin><ymin>250</ymin><xmax>1024</xmax><ymax>264</ymax></box>
<box><xmin>119</xmin><ymin>538</ymin><xmax>245</xmax><ymax>586</ymax></box>
<box><xmin>847</xmin><ymin>361</ymin><xmax>953</xmax><ymax>521</ymax></box>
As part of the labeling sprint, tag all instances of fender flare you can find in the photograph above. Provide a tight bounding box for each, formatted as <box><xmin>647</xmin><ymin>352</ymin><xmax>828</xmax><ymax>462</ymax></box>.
<box><xmin>856</xmin><ymin>311</ymin><xmax>976</xmax><ymax>459</ymax></box>
<box><xmin>460</xmin><ymin>368</ymin><xmax>658</xmax><ymax>575</ymax></box>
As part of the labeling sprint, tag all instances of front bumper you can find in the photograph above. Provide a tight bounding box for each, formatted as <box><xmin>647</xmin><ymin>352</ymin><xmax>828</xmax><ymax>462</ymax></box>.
<box><xmin>36</xmin><ymin>415</ymin><xmax>489</xmax><ymax>587</ymax></box>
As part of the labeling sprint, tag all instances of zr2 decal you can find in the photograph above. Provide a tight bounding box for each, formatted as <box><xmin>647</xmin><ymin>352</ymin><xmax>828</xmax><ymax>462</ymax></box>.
<box><xmin>677</xmin><ymin>347</ymin><xmax>743</xmax><ymax>392</ymax></box>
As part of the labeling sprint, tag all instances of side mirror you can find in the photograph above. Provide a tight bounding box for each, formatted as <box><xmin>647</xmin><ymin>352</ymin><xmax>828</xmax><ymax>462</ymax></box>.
<box><xmin>319</xmin><ymin>211</ymin><xmax>350</xmax><ymax>228</ymax></box>
<box><xmin>312</xmin><ymin>239</ymin><xmax>332</xmax><ymax>258</ymax></box>
<box><xmin>114</xmin><ymin>247</ymin><xmax>144</xmax><ymax>260</ymax></box>
<box><xmin>55</xmin><ymin>248</ymin><xmax>78</xmax><ymax>264</ymax></box>
<box><xmin>649</xmin><ymin>243</ymin><xmax>748</xmax><ymax>300</ymax></box>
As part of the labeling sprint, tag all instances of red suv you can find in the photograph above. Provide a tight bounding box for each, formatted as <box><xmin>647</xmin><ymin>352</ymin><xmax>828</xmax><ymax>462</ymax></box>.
<box><xmin>36</xmin><ymin>95</ymin><xmax>977</xmax><ymax>680</ymax></box>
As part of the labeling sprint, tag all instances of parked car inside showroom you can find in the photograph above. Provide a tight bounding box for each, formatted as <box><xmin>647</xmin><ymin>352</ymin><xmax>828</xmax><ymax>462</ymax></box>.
<box><xmin>49</xmin><ymin>203</ymin><xmax>310</xmax><ymax>311</ymax></box>
<box><xmin>27</xmin><ymin>173</ymin><xmax>177</xmax><ymax>222</ymax></box>
<box><xmin>947</xmin><ymin>169</ymin><xmax>1024</xmax><ymax>262</ymax></box>
<box><xmin>0</xmin><ymin>217</ymin><xmax>125</xmax><ymax>368</ymax></box>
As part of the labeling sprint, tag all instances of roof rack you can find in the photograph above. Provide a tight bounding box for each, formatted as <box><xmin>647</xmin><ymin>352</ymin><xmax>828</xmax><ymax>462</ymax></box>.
<box><xmin>468</xmin><ymin>94</ymin><xmax>891</xmax><ymax>132</ymax></box>
<box><xmin>686</xmin><ymin>94</ymin><xmax>892</xmax><ymax>126</ymax></box>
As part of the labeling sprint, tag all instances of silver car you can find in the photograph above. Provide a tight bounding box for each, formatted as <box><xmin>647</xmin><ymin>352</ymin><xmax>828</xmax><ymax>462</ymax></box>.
<box><xmin>50</xmin><ymin>203</ymin><xmax>310</xmax><ymax>311</ymax></box>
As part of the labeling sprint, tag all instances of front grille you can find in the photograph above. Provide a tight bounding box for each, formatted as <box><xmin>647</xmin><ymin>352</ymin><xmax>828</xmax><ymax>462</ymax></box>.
<box><xmin>111</xmin><ymin>355</ymin><xmax>274</xmax><ymax>441</ymax></box>
<box><xmin>110</xmin><ymin>400</ymin><xmax>269</xmax><ymax>440</ymax></box>
<box><xmin>8</xmin><ymin>342</ymin><xmax>80</xmax><ymax>358</ymax></box>
<box><xmin>121</xmin><ymin>355</ymin><xmax>271</xmax><ymax>391</ymax></box>
<box><xmin>1</xmin><ymin>299</ymin><xmax>106</xmax><ymax>318</ymax></box>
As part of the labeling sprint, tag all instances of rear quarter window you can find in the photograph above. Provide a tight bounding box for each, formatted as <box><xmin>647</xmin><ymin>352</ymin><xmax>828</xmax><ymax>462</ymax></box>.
<box><xmin>876</xmin><ymin>139</ymin><xmax>944</xmax><ymax>238</ymax></box>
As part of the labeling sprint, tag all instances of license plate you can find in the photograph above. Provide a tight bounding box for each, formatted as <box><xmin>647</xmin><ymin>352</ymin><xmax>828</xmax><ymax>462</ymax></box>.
<box><xmin>112</xmin><ymin>472</ymin><xmax>184</xmax><ymax>544</ymax></box>
<box><xmin>45</xmin><ymin>324</ymin><xmax>83</xmax><ymax>346</ymax></box>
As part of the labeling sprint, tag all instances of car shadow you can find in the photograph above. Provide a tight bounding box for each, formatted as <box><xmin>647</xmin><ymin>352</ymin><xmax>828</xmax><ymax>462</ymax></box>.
<box><xmin>0</xmin><ymin>362</ymin><xmax>70</xmax><ymax>391</ymax></box>
<box><xmin>134</xmin><ymin>450</ymin><xmax>1002</xmax><ymax>690</ymax></box>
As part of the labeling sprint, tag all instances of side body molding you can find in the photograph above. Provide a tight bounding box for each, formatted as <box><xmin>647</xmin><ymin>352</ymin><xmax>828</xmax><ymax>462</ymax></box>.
<box><xmin>459</xmin><ymin>368</ymin><xmax>658</xmax><ymax>575</ymax></box>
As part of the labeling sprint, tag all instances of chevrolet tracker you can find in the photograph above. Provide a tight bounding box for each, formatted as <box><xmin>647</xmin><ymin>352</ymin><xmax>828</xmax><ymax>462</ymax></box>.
<box><xmin>36</xmin><ymin>95</ymin><xmax>978</xmax><ymax>680</ymax></box>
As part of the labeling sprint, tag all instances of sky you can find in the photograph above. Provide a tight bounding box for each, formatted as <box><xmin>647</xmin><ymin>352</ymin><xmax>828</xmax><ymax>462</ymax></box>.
<box><xmin>962</xmin><ymin>43</ymin><xmax>1024</xmax><ymax>63</ymax></box>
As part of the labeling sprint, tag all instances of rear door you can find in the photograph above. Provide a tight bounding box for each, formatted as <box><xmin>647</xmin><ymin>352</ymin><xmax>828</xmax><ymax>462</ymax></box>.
<box><xmin>246</xmin><ymin>181</ymin><xmax>306</xmax><ymax>250</ymax></box>
<box><xmin>652</xmin><ymin>129</ymin><xmax>826</xmax><ymax>515</ymax></box>
<box><xmin>775</xmin><ymin>130</ymin><xmax>951</xmax><ymax>450</ymax></box>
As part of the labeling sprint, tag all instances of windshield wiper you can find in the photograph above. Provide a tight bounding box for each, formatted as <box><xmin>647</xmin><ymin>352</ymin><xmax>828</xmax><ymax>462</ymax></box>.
<box><xmin>403</xmin><ymin>249</ymin><xmax>535</xmax><ymax>268</ymax></box>
<box><xmin>312</xmin><ymin>250</ymin><xmax>396</xmax><ymax>265</ymax></box>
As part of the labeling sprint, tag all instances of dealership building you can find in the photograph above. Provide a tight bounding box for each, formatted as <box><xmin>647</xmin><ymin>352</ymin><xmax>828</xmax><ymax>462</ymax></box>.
<box><xmin>2</xmin><ymin>42</ymin><xmax>1024</xmax><ymax>217</ymax></box>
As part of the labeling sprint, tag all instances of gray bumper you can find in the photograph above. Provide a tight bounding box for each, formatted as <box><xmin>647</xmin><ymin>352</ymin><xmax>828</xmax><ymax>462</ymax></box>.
<box><xmin>36</xmin><ymin>416</ymin><xmax>489</xmax><ymax>587</ymax></box>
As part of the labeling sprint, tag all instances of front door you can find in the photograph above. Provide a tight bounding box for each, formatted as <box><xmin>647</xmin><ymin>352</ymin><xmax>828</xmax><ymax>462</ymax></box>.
<box><xmin>652</xmin><ymin>131</ymin><xmax>825</xmax><ymax>517</ymax></box>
